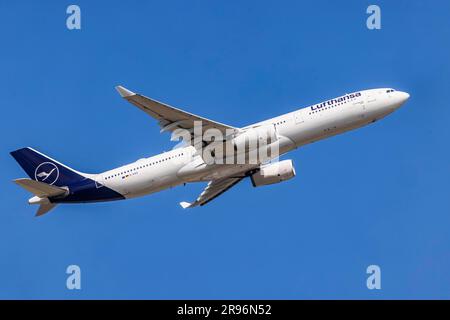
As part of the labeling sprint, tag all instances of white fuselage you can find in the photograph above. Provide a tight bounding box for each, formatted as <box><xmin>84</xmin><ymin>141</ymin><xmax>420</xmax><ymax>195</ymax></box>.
<box><xmin>98</xmin><ymin>88</ymin><xmax>409</xmax><ymax>199</ymax></box>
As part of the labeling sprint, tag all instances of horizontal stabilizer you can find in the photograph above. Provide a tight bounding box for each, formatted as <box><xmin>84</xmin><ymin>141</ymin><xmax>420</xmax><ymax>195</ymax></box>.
<box><xmin>14</xmin><ymin>178</ymin><xmax>67</xmax><ymax>198</ymax></box>
<box><xmin>36</xmin><ymin>203</ymin><xmax>57</xmax><ymax>217</ymax></box>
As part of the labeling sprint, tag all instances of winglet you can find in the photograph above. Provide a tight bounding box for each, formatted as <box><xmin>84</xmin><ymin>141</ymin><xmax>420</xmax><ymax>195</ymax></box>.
<box><xmin>115</xmin><ymin>85</ymin><xmax>135</xmax><ymax>98</ymax></box>
<box><xmin>179</xmin><ymin>201</ymin><xmax>193</xmax><ymax>209</ymax></box>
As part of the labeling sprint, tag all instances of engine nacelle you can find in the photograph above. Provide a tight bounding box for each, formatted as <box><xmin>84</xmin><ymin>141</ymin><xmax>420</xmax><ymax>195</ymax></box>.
<box><xmin>250</xmin><ymin>160</ymin><xmax>296</xmax><ymax>187</ymax></box>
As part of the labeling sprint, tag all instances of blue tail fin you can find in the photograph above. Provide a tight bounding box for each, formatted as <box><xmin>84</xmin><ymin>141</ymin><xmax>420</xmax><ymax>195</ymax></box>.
<box><xmin>10</xmin><ymin>147</ymin><xmax>88</xmax><ymax>187</ymax></box>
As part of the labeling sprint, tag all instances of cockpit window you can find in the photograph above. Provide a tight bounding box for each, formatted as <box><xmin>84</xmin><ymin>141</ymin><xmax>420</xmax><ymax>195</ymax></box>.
<box><xmin>386</xmin><ymin>89</ymin><xmax>395</xmax><ymax>93</ymax></box>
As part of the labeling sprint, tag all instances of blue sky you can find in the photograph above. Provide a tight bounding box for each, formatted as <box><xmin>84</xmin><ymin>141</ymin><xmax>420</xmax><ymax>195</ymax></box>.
<box><xmin>1</xmin><ymin>0</ymin><xmax>449</xmax><ymax>299</ymax></box>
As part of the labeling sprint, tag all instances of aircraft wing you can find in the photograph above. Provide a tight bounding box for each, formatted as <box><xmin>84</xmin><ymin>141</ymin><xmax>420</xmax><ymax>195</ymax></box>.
<box><xmin>116</xmin><ymin>86</ymin><xmax>238</xmax><ymax>146</ymax></box>
<box><xmin>179</xmin><ymin>176</ymin><xmax>244</xmax><ymax>208</ymax></box>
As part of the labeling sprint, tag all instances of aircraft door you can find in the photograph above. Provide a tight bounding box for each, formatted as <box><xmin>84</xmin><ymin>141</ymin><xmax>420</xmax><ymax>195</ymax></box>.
<box><xmin>352</xmin><ymin>96</ymin><xmax>366</xmax><ymax>119</ymax></box>
<box><xmin>365</xmin><ymin>92</ymin><xmax>377</xmax><ymax>109</ymax></box>
<box><xmin>294</xmin><ymin>111</ymin><xmax>304</xmax><ymax>124</ymax></box>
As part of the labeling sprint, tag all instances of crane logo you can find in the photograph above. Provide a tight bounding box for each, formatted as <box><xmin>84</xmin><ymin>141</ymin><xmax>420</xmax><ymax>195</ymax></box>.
<box><xmin>35</xmin><ymin>162</ymin><xmax>59</xmax><ymax>185</ymax></box>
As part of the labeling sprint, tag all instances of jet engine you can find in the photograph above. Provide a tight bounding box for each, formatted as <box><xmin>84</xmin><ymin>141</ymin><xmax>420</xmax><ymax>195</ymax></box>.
<box><xmin>250</xmin><ymin>159</ymin><xmax>296</xmax><ymax>187</ymax></box>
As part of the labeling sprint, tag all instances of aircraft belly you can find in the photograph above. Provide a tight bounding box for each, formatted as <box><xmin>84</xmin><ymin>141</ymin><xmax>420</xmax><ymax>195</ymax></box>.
<box><xmin>121</xmin><ymin>164</ymin><xmax>185</xmax><ymax>198</ymax></box>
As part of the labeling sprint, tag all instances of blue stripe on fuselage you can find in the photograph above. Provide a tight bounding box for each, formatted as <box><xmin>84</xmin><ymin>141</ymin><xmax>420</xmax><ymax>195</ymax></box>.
<box><xmin>50</xmin><ymin>178</ymin><xmax>125</xmax><ymax>203</ymax></box>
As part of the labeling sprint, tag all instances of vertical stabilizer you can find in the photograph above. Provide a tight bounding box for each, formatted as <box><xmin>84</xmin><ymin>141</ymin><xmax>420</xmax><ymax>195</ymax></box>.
<box><xmin>10</xmin><ymin>147</ymin><xmax>90</xmax><ymax>187</ymax></box>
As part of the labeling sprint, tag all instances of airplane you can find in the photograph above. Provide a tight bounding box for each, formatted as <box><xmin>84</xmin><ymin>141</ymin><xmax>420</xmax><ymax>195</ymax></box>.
<box><xmin>10</xmin><ymin>86</ymin><xmax>409</xmax><ymax>216</ymax></box>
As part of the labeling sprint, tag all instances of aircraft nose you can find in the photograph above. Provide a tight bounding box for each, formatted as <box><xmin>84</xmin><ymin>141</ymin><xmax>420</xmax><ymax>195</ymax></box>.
<box><xmin>391</xmin><ymin>91</ymin><xmax>410</xmax><ymax>109</ymax></box>
<box><xmin>397</xmin><ymin>91</ymin><xmax>410</xmax><ymax>103</ymax></box>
